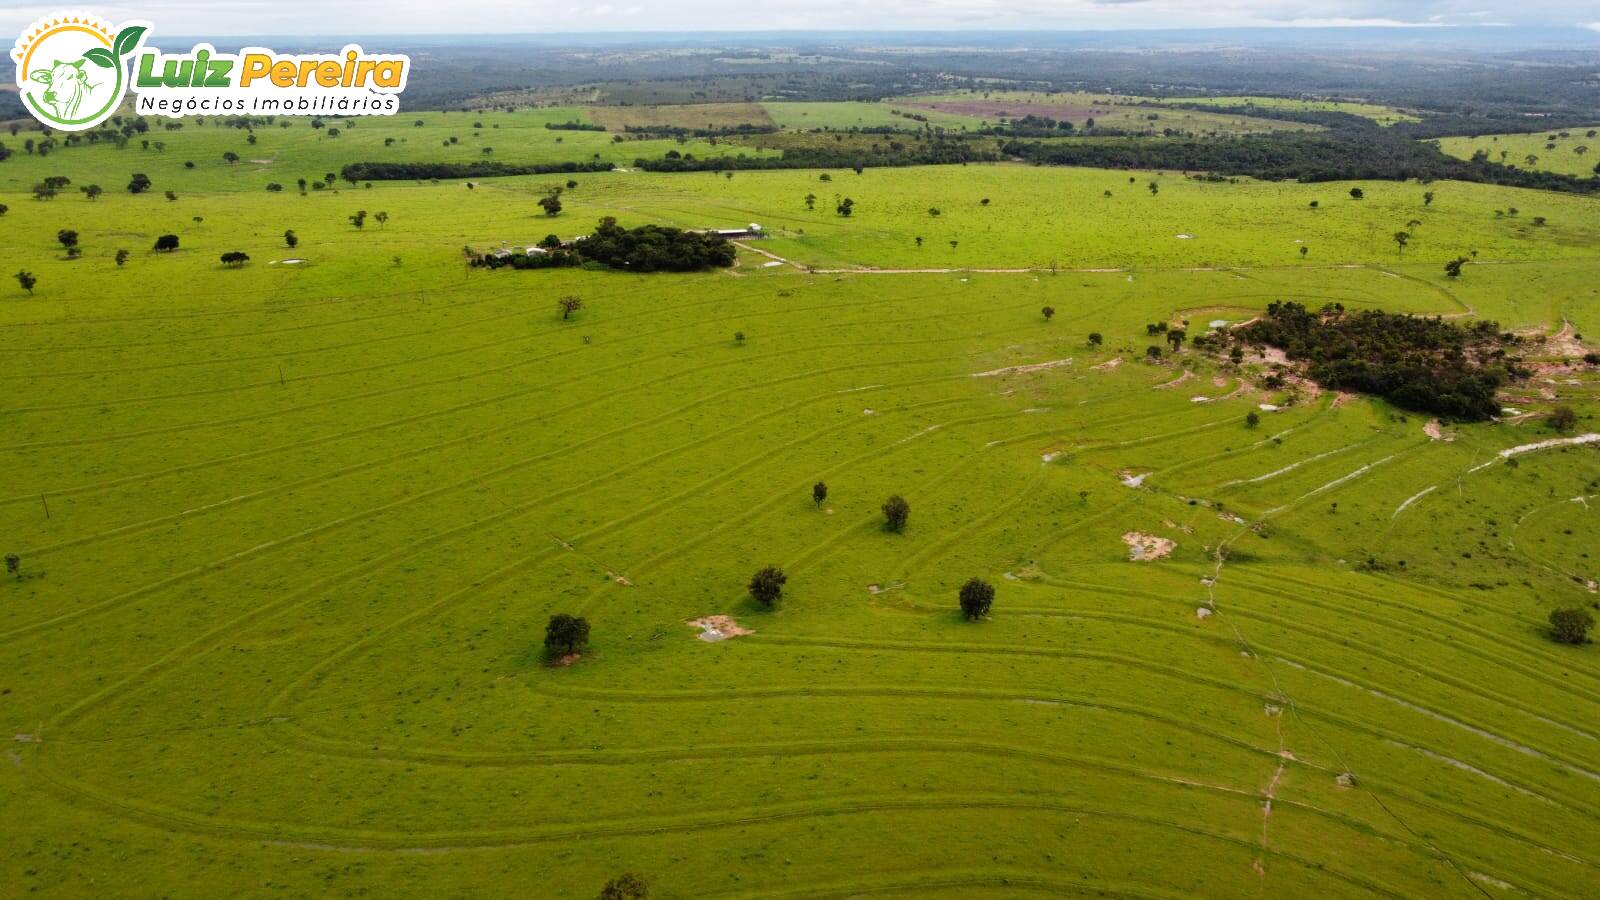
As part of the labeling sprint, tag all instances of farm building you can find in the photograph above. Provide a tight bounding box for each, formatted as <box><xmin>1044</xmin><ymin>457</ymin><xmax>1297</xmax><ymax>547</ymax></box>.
<box><xmin>709</xmin><ymin>223</ymin><xmax>765</xmax><ymax>239</ymax></box>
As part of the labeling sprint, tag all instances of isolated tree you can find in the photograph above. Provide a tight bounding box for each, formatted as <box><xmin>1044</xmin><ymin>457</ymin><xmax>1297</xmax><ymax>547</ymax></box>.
<box><xmin>375</xmin><ymin>211</ymin><xmax>389</xmax><ymax>228</ymax></box>
<box><xmin>222</xmin><ymin>151</ymin><xmax>239</xmax><ymax>164</ymax></box>
<box><xmin>1146</xmin><ymin>345</ymin><xmax>1163</xmax><ymax>359</ymax></box>
<box><xmin>544</xmin><ymin>613</ymin><xmax>591</xmax><ymax>655</ymax></box>
<box><xmin>0</xmin><ymin>204</ymin><xmax>7</xmax><ymax>216</ymax></box>
<box><xmin>220</xmin><ymin>251</ymin><xmax>250</xmax><ymax>268</ymax></box>
<box><xmin>538</xmin><ymin>193</ymin><xmax>563</xmax><ymax>216</ymax></box>
<box><xmin>1299</xmin><ymin>245</ymin><xmax>1309</xmax><ymax>259</ymax></box>
<box><xmin>81</xmin><ymin>184</ymin><xmax>102</xmax><ymax>201</ymax></box>
<box><xmin>265</xmin><ymin>182</ymin><xmax>283</xmax><ymax>192</ymax></box>
<box><xmin>1423</xmin><ymin>190</ymin><xmax>1435</xmax><ymax>206</ymax></box>
<box><xmin>165</xmin><ymin>190</ymin><xmax>178</xmax><ymax>202</ymax></box>
<box><xmin>914</xmin><ymin>236</ymin><xmax>923</xmax><ymax>247</ymax></box>
<box><xmin>1246</xmin><ymin>411</ymin><xmax>1261</xmax><ymax>429</ymax></box>
<box><xmin>349</xmin><ymin>210</ymin><xmax>367</xmax><ymax>228</ymax></box>
<box><xmin>949</xmin><ymin>240</ymin><xmax>958</xmax><ymax>250</ymax></box>
<box><xmin>1042</xmin><ymin>305</ymin><xmax>1055</xmax><ymax>322</ymax></box>
<box><xmin>748</xmin><ymin>565</ymin><xmax>787</xmax><ymax>608</ymax></box>
<box><xmin>284</xmin><ymin>229</ymin><xmax>298</xmax><ymax>249</ymax></box>
<box><xmin>153</xmin><ymin>234</ymin><xmax>179</xmax><ymax>252</ymax></box>
<box><xmin>114</xmin><ymin>249</ymin><xmax>129</xmax><ymax>267</ymax></box>
<box><xmin>812</xmin><ymin>481</ymin><xmax>828</xmax><ymax>508</ymax></box>
<box><xmin>15</xmin><ymin>271</ymin><xmax>35</xmax><ymax>295</ymax></box>
<box><xmin>1548</xmin><ymin>607</ymin><xmax>1593</xmax><ymax>645</ymax></box>
<box><xmin>882</xmin><ymin>495</ymin><xmax>910</xmax><ymax>533</ymax></box>
<box><xmin>980</xmin><ymin>197</ymin><xmax>991</xmax><ymax>206</ymax></box>
<box><xmin>804</xmin><ymin>192</ymin><xmax>816</xmax><ymax>210</ymax></box>
<box><xmin>1147</xmin><ymin>180</ymin><xmax>1159</xmax><ymax>195</ymax></box>
<box><xmin>1443</xmin><ymin>256</ymin><xmax>1467</xmax><ymax>278</ymax></box>
<box><xmin>1549</xmin><ymin>405</ymin><xmax>1578</xmax><ymax>433</ymax></box>
<box><xmin>4</xmin><ymin>554</ymin><xmax>19</xmax><ymax>579</ymax></box>
<box><xmin>128</xmin><ymin>173</ymin><xmax>152</xmax><ymax>193</ymax></box>
<box><xmin>1308</xmin><ymin>200</ymin><xmax>1319</xmax><ymax>209</ymax></box>
<box><xmin>836</xmin><ymin>197</ymin><xmax>854</xmax><ymax>217</ymax></box>
<box><xmin>1392</xmin><ymin>230</ymin><xmax>1410</xmax><ymax>256</ymax></box>
<box><xmin>1348</xmin><ymin>187</ymin><xmax>1364</xmax><ymax>200</ymax></box>
<box><xmin>959</xmin><ymin>578</ymin><xmax>994</xmax><ymax>621</ymax></box>
<box><xmin>56</xmin><ymin>229</ymin><xmax>79</xmax><ymax>252</ymax></box>
<box><xmin>928</xmin><ymin>207</ymin><xmax>941</xmax><ymax>217</ymax></box>
<box><xmin>558</xmin><ymin>295</ymin><xmax>584</xmax><ymax>320</ymax></box>
<box><xmin>1166</xmin><ymin>329</ymin><xmax>1186</xmax><ymax>352</ymax></box>
<box><xmin>598</xmin><ymin>872</ymin><xmax>648</xmax><ymax>900</ymax></box>
<box><xmin>297</xmin><ymin>178</ymin><xmax>308</xmax><ymax>192</ymax></box>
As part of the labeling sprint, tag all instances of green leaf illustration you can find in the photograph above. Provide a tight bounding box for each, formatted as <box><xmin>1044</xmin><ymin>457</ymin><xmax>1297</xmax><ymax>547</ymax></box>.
<box><xmin>113</xmin><ymin>25</ymin><xmax>147</xmax><ymax>58</ymax></box>
<box><xmin>82</xmin><ymin>47</ymin><xmax>116</xmax><ymax>68</ymax></box>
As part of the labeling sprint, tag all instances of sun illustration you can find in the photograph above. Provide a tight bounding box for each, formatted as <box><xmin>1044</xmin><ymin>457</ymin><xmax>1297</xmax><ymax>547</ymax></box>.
<box><xmin>10</xmin><ymin>11</ymin><xmax>148</xmax><ymax>131</ymax></box>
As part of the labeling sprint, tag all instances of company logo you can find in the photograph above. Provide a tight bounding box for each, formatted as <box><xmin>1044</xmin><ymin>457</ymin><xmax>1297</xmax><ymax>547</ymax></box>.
<box><xmin>12</xmin><ymin>10</ymin><xmax>410</xmax><ymax>129</ymax></box>
<box><xmin>11</xmin><ymin>12</ymin><xmax>149</xmax><ymax>130</ymax></box>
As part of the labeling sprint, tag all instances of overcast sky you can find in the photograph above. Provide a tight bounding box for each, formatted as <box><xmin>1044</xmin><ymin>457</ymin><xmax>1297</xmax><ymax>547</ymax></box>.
<box><xmin>3</xmin><ymin>0</ymin><xmax>1598</xmax><ymax>36</ymax></box>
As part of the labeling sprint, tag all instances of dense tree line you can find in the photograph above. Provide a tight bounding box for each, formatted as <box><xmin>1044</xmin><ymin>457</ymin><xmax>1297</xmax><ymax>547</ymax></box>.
<box><xmin>339</xmin><ymin>160</ymin><xmax>615</xmax><ymax>181</ymax></box>
<box><xmin>1229</xmin><ymin>301</ymin><xmax>1517</xmax><ymax>421</ymax></box>
<box><xmin>1002</xmin><ymin>133</ymin><xmax>1600</xmax><ymax>193</ymax></box>
<box><xmin>622</xmin><ymin>124</ymin><xmax>780</xmax><ymax>137</ymax></box>
<box><xmin>473</xmin><ymin>218</ymin><xmax>736</xmax><ymax>273</ymax></box>
<box><xmin>636</xmin><ymin>137</ymin><xmax>998</xmax><ymax>172</ymax></box>
<box><xmin>575</xmin><ymin>217</ymin><xmax>736</xmax><ymax>271</ymax></box>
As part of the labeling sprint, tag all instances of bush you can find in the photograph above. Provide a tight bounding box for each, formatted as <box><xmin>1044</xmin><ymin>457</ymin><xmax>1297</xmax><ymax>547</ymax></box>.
<box><xmin>882</xmin><ymin>495</ymin><xmax>910</xmax><ymax>533</ymax></box>
<box><xmin>152</xmin><ymin>234</ymin><xmax>179</xmax><ymax>252</ymax></box>
<box><xmin>1548</xmin><ymin>608</ymin><xmax>1593</xmax><ymax>645</ymax></box>
<box><xmin>544</xmin><ymin>613</ymin><xmax>591</xmax><ymax>655</ymax></box>
<box><xmin>748</xmin><ymin>566</ymin><xmax>787</xmax><ymax>608</ymax></box>
<box><xmin>959</xmin><ymin>578</ymin><xmax>994</xmax><ymax>621</ymax></box>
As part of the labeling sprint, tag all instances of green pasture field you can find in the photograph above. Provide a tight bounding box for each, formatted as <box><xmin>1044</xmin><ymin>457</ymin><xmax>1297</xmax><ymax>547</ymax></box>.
<box><xmin>1</xmin><ymin>114</ymin><xmax>1598</xmax><ymax>898</ymax></box>
<box><xmin>1437</xmin><ymin>126</ymin><xmax>1600</xmax><ymax>178</ymax></box>
<box><xmin>0</xmin><ymin>107</ymin><xmax>775</xmax><ymax>194</ymax></box>
<box><xmin>894</xmin><ymin>91</ymin><xmax>1318</xmax><ymax>134</ymax></box>
<box><xmin>1167</xmin><ymin>96</ymin><xmax>1419</xmax><ymax>125</ymax></box>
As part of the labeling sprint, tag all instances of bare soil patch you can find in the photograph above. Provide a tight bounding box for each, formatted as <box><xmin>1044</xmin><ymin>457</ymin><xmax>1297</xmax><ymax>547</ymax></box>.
<box><xmin>1122</xmin><ymin>532</ymin><xmax>1176</xmax><ymax>561</ymax></box>
<box><xmin>687</xmin><ymin>615</ymin><xmax>753</xmax><ymax>642</ymax></box>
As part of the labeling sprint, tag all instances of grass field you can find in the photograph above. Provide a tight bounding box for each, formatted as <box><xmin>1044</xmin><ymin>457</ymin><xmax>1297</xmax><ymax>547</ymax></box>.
<box><xmin>896</xmin><ymin>91</ymin><xmax>1318</xmax><ymax>134</ymax></box>
<box><xmin>1437</xmin><ymin>127</ymin><xmax>1600</xmax><ymax>178</ymax></box>
<box><xmin>1168</xmin><ymin>96</ymin><xmax>1419</xmax><ymax>125</ymax></box>
<box><xmin>2</xmin><ymin>113</ymin><xmax>1598</xmax><ymax>898</ymax></box>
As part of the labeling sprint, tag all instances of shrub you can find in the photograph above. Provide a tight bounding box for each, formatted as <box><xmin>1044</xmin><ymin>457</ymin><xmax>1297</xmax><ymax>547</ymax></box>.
<box><xmin>959</xmin><ymin>578</ymin><xmax>994</xmax><ymax>621</ymax></box>
<box><xmin>748</xmin><ymin>566</ymin><xmax>787</xmax><ymax>608</ymax></box>
<box><xmin>882</xmin><ymin>495</ymin><xmax>910</xmax><ymax>533</ymax></box>
<box><xmin>1548</xmin><ymin>608</ymin><xmax>1593</xmax><ymax>645</ymax></box>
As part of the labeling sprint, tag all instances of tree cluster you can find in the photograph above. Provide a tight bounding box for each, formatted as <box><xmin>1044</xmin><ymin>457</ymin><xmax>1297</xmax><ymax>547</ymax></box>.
<box><xmin>1229</xmin><ymin>301</ymin><xmax>1517</xmax><ymax>421</ymax></box>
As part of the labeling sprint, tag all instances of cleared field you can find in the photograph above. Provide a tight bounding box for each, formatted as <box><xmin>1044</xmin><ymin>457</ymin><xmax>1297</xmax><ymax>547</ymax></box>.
<box><xmin>587</xmin><ymin>102</ymin><xmax>776</xmax><ymax>131</ymax></box>
<box><xmin>1437</xmin><ymin>127</ymin><xmax>1600</xmax><ymax>178</ymax></box>
<box><xmin>898</xmin><ymin>91</ymin><xmax>1317</xmax><ymax>134</ymax></box>
<box><xmin>2</xmin><ymin>117</ymin><xmax>1598</xmax><ymax>898</ymax></box>
<box><xmin>763</xmin><ymin>100</ymin><xmax>982</xmax><ymax>131</ymax></box>
<box><xmin>1168</xmin><ymin>96</ymin><xmax>1419</xmax><ymax>125</ymax></box>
